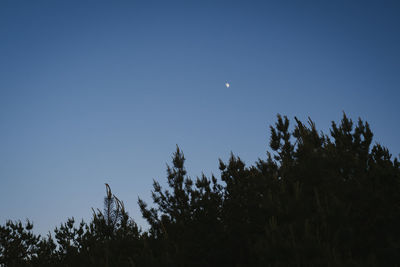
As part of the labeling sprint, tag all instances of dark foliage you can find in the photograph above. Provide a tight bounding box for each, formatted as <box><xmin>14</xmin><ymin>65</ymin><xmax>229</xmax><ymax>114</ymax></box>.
<box><xmin>1</xmin><ymin>114</ymin><xmax>399</xmax><ymax>266</ymax></box>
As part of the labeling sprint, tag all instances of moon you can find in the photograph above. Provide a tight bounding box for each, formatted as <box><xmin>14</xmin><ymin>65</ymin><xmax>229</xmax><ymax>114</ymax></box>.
<box><xmin>225</xmin><ymin>82</ymin><xmax>230</xmax><ymax>88</ymax></box>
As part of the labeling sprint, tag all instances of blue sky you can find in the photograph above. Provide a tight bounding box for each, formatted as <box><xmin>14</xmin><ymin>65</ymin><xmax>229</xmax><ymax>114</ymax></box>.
<box><xmin>1</xmin><ymin>0</ymin><xmax>399</xmax><ymax>235</ymax></box>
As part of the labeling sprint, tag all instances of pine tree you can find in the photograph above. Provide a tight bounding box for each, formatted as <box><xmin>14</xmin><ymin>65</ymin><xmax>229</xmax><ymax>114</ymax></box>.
<box><xmin>1</xmin><ymin>113</ymin><xmax>399</xmax><ymax>266</ymax></box>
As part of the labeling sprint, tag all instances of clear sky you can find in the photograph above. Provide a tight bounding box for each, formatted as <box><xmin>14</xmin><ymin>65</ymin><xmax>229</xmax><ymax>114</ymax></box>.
<box><xmin>1</xmin><ymin>0</ymin><xmax>399</xmax><ymax>235</ymax></box>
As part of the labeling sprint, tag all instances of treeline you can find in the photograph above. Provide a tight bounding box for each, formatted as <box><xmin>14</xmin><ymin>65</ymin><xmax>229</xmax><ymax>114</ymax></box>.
<box><xmin>1</xmin><ymin>114</ymin><xmax>399</xmax><ymax>266</ymax></box>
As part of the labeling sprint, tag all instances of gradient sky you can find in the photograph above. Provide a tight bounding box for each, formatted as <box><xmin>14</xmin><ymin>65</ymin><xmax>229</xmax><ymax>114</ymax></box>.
<box><xmin>1</xmin><ymin>0</ymin><xmax>399</xmax><ymax>235</ymax></box>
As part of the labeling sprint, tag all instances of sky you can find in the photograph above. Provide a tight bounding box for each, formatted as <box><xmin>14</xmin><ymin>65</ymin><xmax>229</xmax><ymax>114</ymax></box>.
<box><xmin>1</xmin><ymin>0</ymin><xmax>399</xmax><ymax>235</ymax></box>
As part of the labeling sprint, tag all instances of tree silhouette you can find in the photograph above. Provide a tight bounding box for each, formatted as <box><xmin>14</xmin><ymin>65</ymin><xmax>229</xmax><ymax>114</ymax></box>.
<box><xmin>0</xmin><ymin>113</ymin><xmax>399</xmax><ymax>266</ymax></box>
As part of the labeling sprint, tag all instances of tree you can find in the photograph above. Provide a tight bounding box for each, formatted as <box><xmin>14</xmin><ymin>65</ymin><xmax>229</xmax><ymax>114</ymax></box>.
<box><xmin>52</xmin><ymin>184</ymin><xmax>143</xmax><ymax>267</ymax></box>
<box><xmin>138</xmin><ymin>146</ymin><xmax>225</xmax><ymax>266</ymax></box>
<box><xmin>139</xmin><ymin>114</ymin><xmax>400</xmax><ymax>266</ymax></box>
<box><xmin>1</xmin><ymin>113</ymin><xmax>399</xmax><ymax>266</ymax></box>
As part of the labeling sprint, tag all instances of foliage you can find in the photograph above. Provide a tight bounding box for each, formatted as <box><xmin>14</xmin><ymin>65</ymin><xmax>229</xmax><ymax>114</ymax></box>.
<box><xmin>1</xmin><ymin>114</ymin><xmax>399</xmax><ymax>266</ymax></box>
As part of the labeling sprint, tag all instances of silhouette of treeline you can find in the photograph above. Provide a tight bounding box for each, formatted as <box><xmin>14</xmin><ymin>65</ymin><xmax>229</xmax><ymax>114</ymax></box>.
<box><xmin>1</xmin><ymin>114</ymin><xmax>400</xmax><ymax>266</ymax></box>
